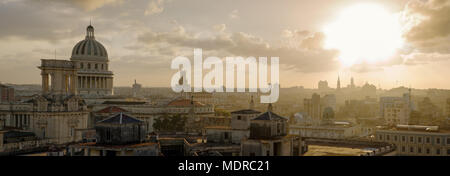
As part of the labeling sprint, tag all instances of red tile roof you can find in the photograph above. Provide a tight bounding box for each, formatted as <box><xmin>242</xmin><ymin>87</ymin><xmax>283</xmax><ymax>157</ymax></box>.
<box><xmin>96</xmin><ymin>106</ymin><xmax>128</xmax><ymax>113</ymax></box>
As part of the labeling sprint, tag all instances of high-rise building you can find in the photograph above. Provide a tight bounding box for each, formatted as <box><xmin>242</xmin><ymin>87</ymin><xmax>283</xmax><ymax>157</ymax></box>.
<box><xmin>132</xmin><ymin>80</ymin><xmax>142</xmax><ymax>97</ymax></box>
<box><xmin>304</xmin><ymin>93</ymin><xmax>322</xmax><ymax>122</ymax></box>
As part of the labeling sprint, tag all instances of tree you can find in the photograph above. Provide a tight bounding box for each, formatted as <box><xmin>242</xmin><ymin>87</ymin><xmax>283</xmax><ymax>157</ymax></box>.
<box><xmin>153</xmin><ymin>114</ymin><xmax>187</xmax><ymax>132</ymax></box>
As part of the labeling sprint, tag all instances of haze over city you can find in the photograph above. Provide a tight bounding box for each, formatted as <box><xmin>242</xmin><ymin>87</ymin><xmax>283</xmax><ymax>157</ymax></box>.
<box><xmin>0</xmin><ymin>0</ymin><xmax>449</xmax><ymax>89</ymax></box>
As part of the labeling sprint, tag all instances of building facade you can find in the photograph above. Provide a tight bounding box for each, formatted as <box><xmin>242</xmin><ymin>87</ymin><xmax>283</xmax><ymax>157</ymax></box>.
<box><xmin>0</xmin><ymin>59</ymin><xmax>89</xmax><ymax>144</ymax></box>
<box><xmin>380</xmin><ymin>93</ymin><xmax>412</xmax><ymax>125</ymax></box>
<box><xmin>375</xmin><ymin>125</ymin><xmax>450</xmax><ymax>156</ymax></box>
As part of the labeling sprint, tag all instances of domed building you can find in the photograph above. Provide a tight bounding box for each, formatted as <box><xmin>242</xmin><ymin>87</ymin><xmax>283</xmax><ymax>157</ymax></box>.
<box><xmin>71</xmin><ymin>24</ymin><xmax>114</xmax><ymax>97</ymax></box>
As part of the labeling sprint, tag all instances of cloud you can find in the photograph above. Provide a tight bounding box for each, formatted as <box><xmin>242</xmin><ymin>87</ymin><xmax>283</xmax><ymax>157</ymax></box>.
<box><xmin>43</xmin><ymin>0</ymin><xmax>123</xmax><ymax>11</ymax></box>
<box><xmin>213</xmin><ymin>24</ymin><xmax>227</xmax><ymax>33</ymax></box>
<box><xmin>404</xmin><ymin>52</ymin><xmax>450</xmax><ymax>65</ymax></box>
<box><xmin>229</xmin><ymin>9</ymin><xmax>239</xmax><ymax>19</ymax></box>
<box><xmin>300</xmin><ymin>32</ymin><xmax>325</xmax><ymax>50</ymax></box>
<box><xmin>402</xmin><ymin>0</ymin><xmax>450</xmax><ymax>53</ymax></box>
<box><xmin>137</xmin><ymin>25</ymin><xmax>340</xmax><ymax>73</ymax></box>
<box><xmin>281</xmin><ymin>29</ymin><xmax>310</xmax><ymax>38</ymax></box>
<box><xmin>145</xmin><ymin>0</ymin><xmax>165</xmax><ymax>15</ymax></box>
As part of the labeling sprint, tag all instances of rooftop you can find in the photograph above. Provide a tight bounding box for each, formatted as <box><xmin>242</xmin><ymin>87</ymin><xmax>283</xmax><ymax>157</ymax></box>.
<box><xmin>72</xmin><ymin>142</ymin><xmax>159</xmax><ymax>149</ymax></box>
<box><xmin>231</xmin><ymin>109</ymin><xmax>261</xmax><ymax>114</ymax></box>
<box><xmin>96</xmin><ymin>106</ymin><xmax>128</xmax><ymax>113</ymax></box>
<box><xmin>253</xmin><ymin>111</ymin><xmax>287</xmax><ymax>121</ymax></box>
<box><xmin>97</xmin><ymin>112</ymin><xmax>143</xmax><ymax>124</ymax></box>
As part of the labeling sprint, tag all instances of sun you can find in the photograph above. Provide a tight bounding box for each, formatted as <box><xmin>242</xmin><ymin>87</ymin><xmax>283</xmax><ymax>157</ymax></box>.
<box><xmin>323</xmin><ymin>3</ymin><xmax>404</xmax><ymax>66</ymax></box>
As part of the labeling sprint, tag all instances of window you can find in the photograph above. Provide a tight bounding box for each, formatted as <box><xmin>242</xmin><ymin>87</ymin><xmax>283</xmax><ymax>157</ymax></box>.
<box><xmin>410</xmin><ymin>136</ymin><xmax>414</xmax><ymax>143</ymax></box>
<box><xmin>88</xmin><ymin>63</ymin><xmax>91</xmax><ymax>69</ymax></box>
<box><xmin>426</xmin><ymin>148</ymin><xmax>430</xmax><ymax>154</ymax></box>
<box><xmin>386</xmin><ymin>135</ymin><xmax>390</xmax><ymax>141</ymax></box>
<box><xmin>447</xmin><ymin>138</ymin><xmax>450</xmax><ymax>145</ymax></box>
<box><xmin>70</xmin><ymin>127</ymin><xmax>74</xmax><ymax>136</ymax></box>
<box><xmin>237</xmin><ymin>116</ymin><xmax>242</xmax><ymax>120</ymax></box>
<box><xmin>418</xmin><ymin>147</ymin><xmax>422</xmax><ymax>153</ymax></box>
<box><xmin>80</xmin><ymin>63</ymin><xmax>84</xmax><ymax>68</ymax></box>
<box><xmin>101</xmin><ymin>64</ymin><xmax>104</xmax><ymax>70</ymax></box>
<box><xmin>95</xmin><ymin>64</ymin><xmax>98</xmax><ymax>69</ymax></box>
<box><xmin>426</xmin><ymin>137</ymin><xmax>430</xmax><ymax>143</ymax></box>
<box><xmin>401</xmin><ymin>146</ymin><xmax>405</xmax><ymax>152</ymax></box>
<box><xmin>447</xmin><ymin>149</ymin><xmax>450</xmax><ymax>155</ymax></box>
<box><xmin>394</xmin><ymin>135</ymin><xmax>398</xmax><ymax>141</ymax></box>
<box><xmin>379</xmin><ymin>135</ymin><xmax>383</xmax><ymax>140</ymax></box>
<box><xmin>402</xmin><ymin>136</ymin><xmax>406</xmax><ymax>142</ymax></box>
<box><xmin>410</xmin><ymin>147</ymin><xmax>414</xmax><ymax>153</ymax></box>
<box><xmin>436</xmin><ymin>149</ymin><xmax>441</xmax><ymax>155</ymax></box>
<box><xmin>418</xmin><ymin>137</ymin><xmax>422</xmax><ymax>143</ymax></box>
<box><xmin>436</xmin><ymin>138</ymin><xmax>441</xmax><ymax>144</ymax></box>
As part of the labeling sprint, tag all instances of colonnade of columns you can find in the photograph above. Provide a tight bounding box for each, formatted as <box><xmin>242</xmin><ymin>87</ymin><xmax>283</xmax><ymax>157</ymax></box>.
<box><xmin>77</xmin><ymin>76</ymin><xmax>111</xmax><ymax>89</ymax></box>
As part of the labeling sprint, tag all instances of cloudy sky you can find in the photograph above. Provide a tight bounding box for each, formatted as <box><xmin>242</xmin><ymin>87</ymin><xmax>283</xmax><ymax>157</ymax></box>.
<box><xmin>0</xmin><ymin>0</ymin><xmax>449</xmax><ymax>89</ymax></box>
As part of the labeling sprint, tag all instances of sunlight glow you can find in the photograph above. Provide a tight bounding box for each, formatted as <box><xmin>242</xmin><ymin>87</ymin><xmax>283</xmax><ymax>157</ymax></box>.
<box><xmin>323</xmin><ymin>4</ymin><xmax>404</xmax><ymax>66</ymax></box>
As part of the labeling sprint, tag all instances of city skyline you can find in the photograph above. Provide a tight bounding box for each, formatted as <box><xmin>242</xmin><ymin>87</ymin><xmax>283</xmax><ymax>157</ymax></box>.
<box><xmin>0</xmin><ymin>0</ymin><xmax>449</xmax><ymax>90</ymax></box>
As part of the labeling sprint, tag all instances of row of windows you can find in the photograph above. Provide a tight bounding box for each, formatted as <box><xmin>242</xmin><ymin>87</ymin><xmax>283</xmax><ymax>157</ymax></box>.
<box><xmin>79</xmin><ymin>62</ymin><xmax>108</xmax><ymax>70</ymax></box>
<box><xmin>400</xmin><ymin>146</ymin><xmax>450</xmax><ymax>155</ymax></box>
<box><xmin>379</xmin><ymin>134</ymin><xmax>450</xmax><ymax>145</ymax></box>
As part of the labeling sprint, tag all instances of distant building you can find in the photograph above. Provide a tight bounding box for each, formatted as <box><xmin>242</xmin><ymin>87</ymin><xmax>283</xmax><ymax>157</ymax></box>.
<box><xmin>0</xmin><ymin>84</ymin><xmax>14</xmax><ymax>103</ymax></box>
<box><xmin>241</xmin><ymin>104</ymin><xmax>307</xmax><ymax>156</ymax></box>
<box><xmin>340</xmin><ymin>97</ymin><xmax>379</xmax><ymax>119</ymax></box>
<box><xmin>318</xmin><ymin>80</ymin><xmax>329</xmax><ymax>90</ymax></box>
<box><xmin>132</xmin><ymin>80</ymin><xmax>142</xmax><ymax>97</ymax></box>
<box><xmin>375</xmin><ymin>125</ymin><xmax>450</xmax><ymax>156</ymax></box>
<box><xmin>380</xmin><ymin>93</ymin><xmax>413</xmax><ymax>126</ymax></box>
<box><xmin>304</xmin><ymin>93</ymin><xmax>336</xmax><ymax>124</ymax></box>
<box><xmin>304</xmin><ymin>93</ymin><xmax>322</xmax><ymax>122</ymax></box>
<box><xmin>361</xmin><ymin>82</ymin><xmax>377</xmax><ymax>97</ymax></box>
<box><xmin>446</xmin><ymin>98</ymin><xmax>450</xmax><ymax>118</ymax></box>
<box><xmin>349</xmin><ymin>77</ymin><xmax>355</xmax><ymax>88</ymax></box>
<box><xmin>290</xmin><ymin>106</ymin><xmax>371</xmax><ymax>139</ymax></box>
